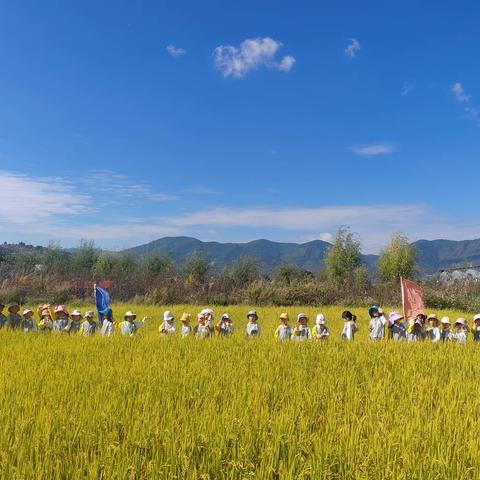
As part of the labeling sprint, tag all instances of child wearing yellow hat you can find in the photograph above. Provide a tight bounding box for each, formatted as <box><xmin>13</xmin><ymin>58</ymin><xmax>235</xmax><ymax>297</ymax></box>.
<box><xmin>180</xmin><ymin>313</ymin><xmax>192</xmax><ymax>337</ymax></box>
<box><xmin>274</xmin><ymin>313</ymin><xmax>293</xmax><ymax>341</ymax></box>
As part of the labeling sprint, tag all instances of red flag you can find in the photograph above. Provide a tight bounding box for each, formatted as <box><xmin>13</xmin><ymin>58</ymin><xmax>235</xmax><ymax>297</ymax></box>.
<box><xmin>401</xmin><ymin>278</ymin><xmax>425</xmax><ymax>320</ymax></box>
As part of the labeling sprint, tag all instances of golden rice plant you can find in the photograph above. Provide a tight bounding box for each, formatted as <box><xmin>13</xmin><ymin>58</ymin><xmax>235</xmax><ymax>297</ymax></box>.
<box><xmin>0</xmin><ymin>304</ymin><xmax>479</xmax><ymax>479</ymax></box>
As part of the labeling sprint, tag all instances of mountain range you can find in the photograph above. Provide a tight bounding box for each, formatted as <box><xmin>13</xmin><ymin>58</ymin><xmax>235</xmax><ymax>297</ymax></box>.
<box><xmin>122</xmin><ymin>236</ymin><xmax>480</xmax><ymax>276</ymax></box>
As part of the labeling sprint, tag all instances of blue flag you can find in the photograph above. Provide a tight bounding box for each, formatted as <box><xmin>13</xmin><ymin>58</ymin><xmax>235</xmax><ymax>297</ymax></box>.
<box><xmin>94</xmin><ymin>284</ymin><xmax>111</xmax><ymax>325</ymax></box>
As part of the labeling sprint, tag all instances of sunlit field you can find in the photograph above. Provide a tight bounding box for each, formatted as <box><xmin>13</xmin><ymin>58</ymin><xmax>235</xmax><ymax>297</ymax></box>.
<box><xmin>1</xmin><ymin>304</ymin><xmax>479</xmax><ymax>479</ymax></box>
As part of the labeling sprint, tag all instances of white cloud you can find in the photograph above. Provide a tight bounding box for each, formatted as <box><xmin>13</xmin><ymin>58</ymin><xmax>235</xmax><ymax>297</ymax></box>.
<box><xmin>0</xmin><ymin>171</ymin><xmax>89</xmax><ymax>225</ymax></box>
<box><xmin>213</xmin><ymin>37</ymin><xmax>295</xmax><ymax>78</ymax></box>
<box><xmin>464</xmin><ymin>106</ymin><xmax>478</xmax><ymax>120</ymax></box>
<box><xmin>277</xmin><ymin>55</ymin><xmax>296</xmax><ymax>72</ymax></box>
<box><xmin>452</xmin><ymin>82</ymin><xmax>471</xmax><ymax>102</ymax></box>
<box><xmin>344</xmin><ymin>38</ymin><xmax>361</xmax><ymax>58</ymax></box>
<box><xmin>350</xmin><ymin>143</ymin><xmax>397</xmax><ymax>157</ymax></box>
<box><xmin>318</xmin><ymin>233</ymin><xmax>334</xmax><ymax>243</ymax></box>
<box><xmin>184</xmin><ymin>187</ymin><xmax>221</xmax><ymax>195</ymax></box>
<box><xmin>166</xmin><ymin>44</ymin><xmax>186</xmax><ymax>58</ymax></box>
<box><xmin>86</xmin><ymin>171</ymin><xmax>179</xmax><ymax>202</ymax></box>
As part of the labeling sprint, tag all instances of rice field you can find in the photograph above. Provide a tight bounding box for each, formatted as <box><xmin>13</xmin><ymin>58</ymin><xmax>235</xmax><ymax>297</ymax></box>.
<box><xmin>1</xmin><ymin>304</ymin><xmax>480</xmax><ymax>479</ymax></box>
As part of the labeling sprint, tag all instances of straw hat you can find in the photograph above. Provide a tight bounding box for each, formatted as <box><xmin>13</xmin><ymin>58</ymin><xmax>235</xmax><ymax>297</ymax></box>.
<box><xmin>441</xmin><ymin>317</ymin><xmax>451</xmax><ymax>325</ymax></box>
<box><xmin>71</xmin><ymin>310</ymin><xmax>83</xmax><ymax>318</ymax></box>
<box><xmin>180</xmin><ymin>313</ymin><xmax>191</xmax><ymax>322</ymax></box>
<box><xmin>84</xmin><ymin>311</ymin><xmax>95</xmax><ymax>318</ymax></box>
<box><xmin>124</xmin><ymin>311</ymin><xmax>137</xmax><ymax>320</ymax></box>
<box><xmin>279</xmin><ymin>313</ymin><xmax>289</xmax><ymax>321</ymax></box>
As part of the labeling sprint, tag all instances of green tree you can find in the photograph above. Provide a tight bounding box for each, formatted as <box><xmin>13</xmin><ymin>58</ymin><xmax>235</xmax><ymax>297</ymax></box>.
<box><xmin>231</xmin><ymin>257</ymin><xmax>259</xmax><ymax>287</ymax></box>
<box><xmin>182</xmin><ymin>252</ymin><xmax>210</xmax><ymax>284</ymax></box>
<box><xmin>324</xmin><ymin>227</ymin><xmax>362</xmax><ymax>285</ymax></box>
<box><xmin>72</xmin><ymin>240</ymin><xmax>98</xmax><ymax>277</ymax></box>
<box><xmin>378</xmin><ymin>233</ymin><xmax>417</xmax><ymax>283</ymax></box>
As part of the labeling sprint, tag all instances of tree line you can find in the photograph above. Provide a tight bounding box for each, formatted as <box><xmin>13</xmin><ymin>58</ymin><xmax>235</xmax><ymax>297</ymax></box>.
<box><xmin>0</xmin><ymin>229</ymin><xmax>425</xmax><ymax>307</ymax></box>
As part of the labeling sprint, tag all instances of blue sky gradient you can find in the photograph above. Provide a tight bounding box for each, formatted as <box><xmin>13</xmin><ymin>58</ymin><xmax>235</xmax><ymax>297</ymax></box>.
<box><xmin>1</xmin><ymin>0</ymin><xmax>479</xmax><ymax>252</ymax></box>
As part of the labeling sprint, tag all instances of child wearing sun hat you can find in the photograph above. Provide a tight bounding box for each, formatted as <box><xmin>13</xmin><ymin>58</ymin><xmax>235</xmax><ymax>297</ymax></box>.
<box><xmin>37</xmin><ymin>305</ymin><xmax>54</xmax><ymax>332</ymax></box>
<box><xmin>388</xmin><ymin>312</ymin><xmax>406</xmax><ymax>342</ymax></box>
<box><xmin>100</xmin><ymin>307</ymin><xmax>115</xmax><ymax>337</ymax></box>
<box><xmin>246</xmin><ymin>310</ymin><xmax>261</xmax><ymax>337</ymax></box>
<box><xmin>425</xmin><ymin>314</ymin><xmax>441</xmax><ymax>343</ymax></box>
<box><xmin>7</xmin><ymin>303</ymin><xmax>23</xmax><ymax>330</ymax></box>
<box><xmin>275</xmin><ymin>313</ymin><xmax>293</xmax><ymax>341</ymax></box>
<box><xmin>53</xmin><ymin>305</ymin><xmax>69</xmax><ymax>332</ymax></box>
<box><xmin>79</xmin><ymin>311</ymin><xmax>97</xmax><ymax>336</ymax></box>
<box><xmin>119</xmin><ymin>311</ymin><xmax>148</xmax><ymax>337</ymax></box>
<box><xmin>451</xmin><ymin>318</ymin><xmax>468</xmax><ymax>344</ymax></box>
<box><xmin>194</xmin><ymin>312</ymin><xmax>210</xmax><ymax>338</ymax></box>
<box><xmin>65</xmin><ymin>310</ymin><xmax>83</xmax><ymax>333</ymax></box>
<box><xmin>180</xmin><ymin>313</ymin><xmax>192</xmax><ymax>338</ymax></box>
<box><xmin>312</xmin><ymin>314</ymin><xmax>330</xmax><ymax>341</ymax></box>
<box><xmin>471</xmin><ymin>314</ymin><xmax>480</xmax><ymax>342</ymax></box>
<box><xmin>440</xmin><ymin>317</ymin><xmax>452</xmax><ymax>342</ymax></box>
<box><xmin>159</xmin><ymin>311</ymin><xmax>176</xmax><ymax>336</ymax></box>
<box><xmin>407</xmin><ymin>318</ymin><xmax>424</xmax><ymax>342</ymax></box>
<box><xmin>293</xmin><ymin>313</ymin><xmax>312</xmax><ymax>341</ymax></box>
<box><xmin>217</xmin><ymin>313</ymin><xmax>234</xmax><ymax>336</ymax></box>
<box><xmin>21</xmin><ymin>308</ymin><xmax>37</xmax><ymax>333</ymax></box>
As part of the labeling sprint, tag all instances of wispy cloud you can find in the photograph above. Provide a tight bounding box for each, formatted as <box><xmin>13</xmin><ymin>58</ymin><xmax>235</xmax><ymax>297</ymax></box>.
<box><xmin>452</xmin><ymin>82</ymin><xmax>470</xmax><ymax>102</ymax></box>
<box><xmin>0</xmin><ymin>171</ymin><xmax>90</xmax><ymax>225</ymax></box>
<box><xmin>344</xmin><ymin>38</ymin><xmax>361</xmax><ymax>58</ymax></box>
<box><xmin>213</xmin><ymin>37</ymin><xmax>295</xmax><ymax>78</ymax></box>
<box><xmin>166</xmin><ymin>44</ymin><xmax>186</xmax><ymax>58</ymax></box>
<box><xmin>86</xmin><ymin>171</ymin><xmax>179</xmax><ymax>202</ymax></box>
<box><xmin>350</xmin><ymin>143</ymin><xmax>397</xmax><ymax>157</ymax></box>
<box><xmin>184</xmin><ymin>186</ymin><xmax>221</xmax><ymax>195</ymax></box>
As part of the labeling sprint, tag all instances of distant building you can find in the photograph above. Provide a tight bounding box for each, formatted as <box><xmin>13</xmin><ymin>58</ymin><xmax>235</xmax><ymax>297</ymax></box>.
<box><xmin>438</xmin><ymin>265</ymin><xmax>480</xmax><ymax>284</ymax></box>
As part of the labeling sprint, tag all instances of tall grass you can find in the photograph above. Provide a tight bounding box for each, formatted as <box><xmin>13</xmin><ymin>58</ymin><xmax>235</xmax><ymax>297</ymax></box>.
<box><xmin>0</xmin><ymin>304</ymin><xmax>479</xmax><ymax>479</ymax></box>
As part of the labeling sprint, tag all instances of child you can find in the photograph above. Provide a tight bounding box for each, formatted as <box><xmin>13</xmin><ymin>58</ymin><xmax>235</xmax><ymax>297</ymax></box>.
<box><xmin>451</xmin><ymin>318</ymin><xmax>468</xmax><ymax>344</ymax></box>
<box><xmin>369</xmin><ymin>306</ymin><xmax>388</xmax><ymax>341</ymax></box>
<box><xmin>0</xmin><ymin>303</ymin><xmax>7</xmax><ymax>329</ymax></box>
<box><xmin>65</xmin><ymin>310</ymin><xmax>83</xmax><ymax>334</ymax></box>
<box><xmin>119</xmin><ymin>311</ymin><xmax>147</xmax><ymax>337</ymax></box>
<box><xmin>425</xmin><ymin>314</ymin><xmax>441</xmax><ymax>343</ymax></box>
<box><xmin>100</xmin><ymin>308</ymin><xmax>115</xmax><ymax>337</ymax></box>
<box><xmin>312</xmin><ymin>314</ymin><xmax>330</xmax><ymax>341</ymax></box>
<box><xmin>440</xmin><ymin>317</ymin><xmax>452</xmax><ymax>342</ymax></box>
<box><xmin>217</xmin><ymin>313</ymin><xmax>234</xmax><ymax>336</ymax></box>
<box><xmin>388</xmin><ymin>312</ymin><xmax>406</xmax><ymax>342</ymax></box>
<box><xmin>38</xmin><ymin>305</ymin><xmax>54</xmax><ymax>332</ymax></box>
<box><xmin>180</xmin><ymin>313</ymin><xmax>192</xmax><ymax>338</ymax></box>
<box><xmin>201</xmin><ymin>309</ymin><xmax>216</xmax><ymax>336</ymax></box>
<box><xmin>194</xmin><ymin>312</ymin><xmax>210</xmax><ymax>339</ymax></box>
<box><xmin>246</xmin><ymin>310</ymin><xmax>261</xmax><ymax>337</ymax></box>
<box><xmin>159</xmin><ymin>310</ymin><xmax>176</xmax><ymax>336</ymax></box>
<box><xmin>53</xmin><ymin>305</ymin><xmax>69</xmax><ymax>332</ymax></box>
<box><xmin>341</xmin><ymin>310</ymin><xmax>357</xmax><ymax>341</ymax></box>
<box><xmin>79</xmin><ymin>311</ymin><xmax>97</xmax><ymax>336</ymax></box>
<box><xmin>472</xmin><ymin>314</ymin><xmax>480</xmax><ymax>342</ymax></box>
<box><xmin>407</xmin><ymin>319</ymin><xmax>424</xmax><ymax>342</ymax></box>
<box><xmin>21</xmin><ymin>308</ymin><xmax>38</xmax><ymax>333</ymax></box>
<box><xmin>274</xmin><ymin>313</ymin><xmax>293</xmax><ymax>341</ymax></box>
<box><xmin>293</xmin><ymin>313</ymin><xmax>312</xmax><ymax>341</ymax></box>
<box><xmin>7</xmin><ymin>302</ymin><xmax>23</xmax><ymax>330</ymax></box>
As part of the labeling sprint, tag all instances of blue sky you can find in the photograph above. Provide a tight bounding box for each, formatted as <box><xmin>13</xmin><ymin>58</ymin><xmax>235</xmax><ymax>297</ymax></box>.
<box><xmin>1</xmin><ymin>0</ymin><xmax>479</xmax><ymax>253</ymax></box>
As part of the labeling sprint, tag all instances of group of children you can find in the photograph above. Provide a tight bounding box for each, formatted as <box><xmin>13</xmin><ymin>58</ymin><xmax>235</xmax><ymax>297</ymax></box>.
<box><xmin>369</xmin><ymin>306</ymin><xmax>478</xmax><ymax>344</ymax></box>
<box><xmin>1</xmin><ymin>301</ymin><xmax>478</xmax><ymax>343</ymax></box>
<box><xmin>0</xmin><ymin>302</ymin><xmax>148</xmax><ymax>337</ymax></box>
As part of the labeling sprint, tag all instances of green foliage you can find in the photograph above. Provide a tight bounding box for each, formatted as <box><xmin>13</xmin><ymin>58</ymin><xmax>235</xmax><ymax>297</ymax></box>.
<box><xmin>378</xmin><ymin>233</ymin><xmax>417</xmax><ymax>283</ymax></box>
<box><xmin>324</xmin><ymin>227</ymin><xmax>363</xmax><ymax>285</ymax></box>
<box><xmin>231</xmin><ymin>257</ymin><xmax>259</xmax><ymax>287</ymax></box>
<box><xmin>182</xmin><ymin>252</ymin><xmax>210</xmax><ymax>284</ymax></box>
